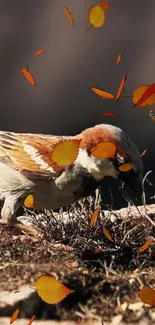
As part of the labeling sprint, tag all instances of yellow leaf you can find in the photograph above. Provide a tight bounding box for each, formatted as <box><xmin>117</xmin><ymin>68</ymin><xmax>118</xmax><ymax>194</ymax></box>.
<box><xmin>139</xmin><ymin>238</ymin><xmax>153</xmax><ymax>253</ymax></box>
<box><xmin>119</xmin><ymin>163</ymin><xmax>132</xmax><ymax>172</ymax></box>
<box><xmin>33</xmin><ymin>49</ymin><xmax>44</xmax><ymax>56</ymax></box>
<box><xmin>89</xmin><ymin>207</ymin><xmax>99</xmax><ymax>226</ymax></box>
<box><xmin>36</xmin><ymin>275</ymin><xmax>74</xmax><ymax>304</ymax></box>
<box><xmin>88</xmin><ymin>5</ymin><xmax>105</xmax><ymax>28</ymax></box>
<box><xmin>99</xmin><ymin>2</ymin><xmax>110</xmax><ymax>10</ymax></box>
<box><xmin>103</xmin><ymin>227</ymin><xmax>113</xmax><ymax>241</ymax></box>
<box><xmin>132</xmin><ymin>85</ymin><xmax>155</xmax><ymax>107</ymax></box>
<box><xmin>91</xmin><ymin>87</ymin><xmax>114</xmax><ymax>99</ymax></box>
<box><xmin>10</xmin><ymin>309</ymin><xmax>19</xmax><ymax>324</ymax></box>
<box><xmin>24</xmin><ymin>194</ymin><xmax>34</xmax><ymax>208</ymax></box>
<box><xmin>51</xmin><ymin>139</ymin><xmax>81</xmax><ymax>167</ymax></box>
<box><xmin>91</xmin><ymin>141</ymin><xmax>116</xmax><ymax>158</ymax></box>
<box><xmin>138</xmin><ymin>286</ymin><xmax>155</xmax><ymax>306</ymax></box>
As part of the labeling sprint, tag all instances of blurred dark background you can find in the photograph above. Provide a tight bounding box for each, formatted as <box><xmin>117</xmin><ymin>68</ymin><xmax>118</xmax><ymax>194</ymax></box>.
<box><xmin>0</xmin><ymin>0</ymin><xmax>155</xmax><ymax>208</ymax></box>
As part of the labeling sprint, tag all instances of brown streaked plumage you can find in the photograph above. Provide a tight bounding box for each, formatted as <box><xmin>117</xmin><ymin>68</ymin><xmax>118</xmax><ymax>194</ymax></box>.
<box><xmin>0</xmin><ymin>124</ymin><xmax>143</xmax><ymax>224</ymax></box>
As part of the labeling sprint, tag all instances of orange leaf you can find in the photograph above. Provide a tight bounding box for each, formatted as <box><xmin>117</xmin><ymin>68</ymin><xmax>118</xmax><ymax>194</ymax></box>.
<box><xmin>141</xmin><ymin>149</ymin><xmax>147</xmax><ymax>157</ymax></box>
<box><xmin>119</xmin><ymin>163</ymin><xmax>132</xmax><ymax>172</ymax></box>
<box><xmin>10</xmin><ymin>309</ymin><xmax>20</xmax><ymax>324</ymax></box>
<box><xmin>33</xmin><ymin>49</ymin><xmax>44</xmax><ymax>56</ymax></box>
<box><xmin>64</xmin><ymin>6</ymin><xmax>75</xmax><ymax>26</ymax></box>
<box><xmin>101</xmin><ymin>112</ymin><xmax>118</xmax><ymax>117</ymax></box>
<box><xmin>115</xmin><ymin>74</ymin><xmax>127</xmax><ymax>102</ymax></box>
<box><xmin>21</xmin><ymin>68</ymin><xmax>36</xmax><ymax>86</ymax></box>
<box><xmin>28</xmin><ymin>315</ymin><xmax>35</xmax><ymax>325</ymax></box>
<box><xmin>51</xmin><ymin>139</ymin><xmax>81</xmax><ymax>167</ymax></box>
<box><xmin>36</xmin><ymin>275</ymin><xmax>74</xmax><ymax>304</ymax></box>
<box><xmin>99</xmin><ymin>2</ymin><xmax>110</xmax><ymax>10</ymax></box>
<box><xmin>138</xmin><ymin>286</ymin><xmax>155</xmax><ymax>306</ymax></box>
<box><xmin>132</xmin><ymin>85</ymin><xmax>155</xmax><ymax>107</ymax></box>
<box><xmin>103</xmin><ymin>227</ymin><xmax>113</xmax><ymax>241</ymax></box>
<box><xmin>89</xmin><ymin>207</ymin><xmax>99</xmax><ymax>226</ymax></box>
<box><xmin>139</xmin><ymin>238</ymin><xmax>153</xmax><ymax>253</ymax></box>
<box><xmin>116</xmin><ymin>53</ymin><xmax>122</xmax><ymax>64</ymax></box>
<box><xmin>91</xmin><ymin>141</ymin><xmax>116</xmax><ymax>158</ymax></box>
<box><xmin>134</xmin><ymin>83</ymin><xmax>155</xmax><ymax>107</ymax></box>
<box><xmin>92</xmin><ymin>87</ymin><xmax>114</xmax><ymax>99</ymax></box>
<box><xmin>149</xmin><ymin>109</ymin><xmax>155</xmax><ymax>121</ymax></box>
<box><xmin>88</xmin><ymin>5</ymin><xmax>105</xmax><ymax>28</ymax></box>
<box><xmin>24</xmin><ymin>194</ymin><xmax>34</xmax><ymax>209</ymax></box>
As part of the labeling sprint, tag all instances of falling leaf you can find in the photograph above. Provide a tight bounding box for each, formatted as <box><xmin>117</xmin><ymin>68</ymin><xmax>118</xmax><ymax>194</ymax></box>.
<box><xmin>24</xmin><ymin>194</ymin><xmax>34</xmax><ymax>208</ymax></box>
<box><xmin>138</xmin><ymin>286</ymin><xmax>155</xmax><ymax>306</ymax></box>
<box><xmin>149</xmin><ymin>109</ymin><xmax>155</xmax><ymax>121</ymax></box>
<box><xmin>10</xmin><ymin>309</ymin><xmax>20</xmax><ymax>324</ymax></box>
<box><xmin>134</xmin><ymin>83</ymin><xmax>155</xmax><ymax>107</ymax></box>
<box><xmin>28</xmin><ymin>315</ymin><xmax>36</xmax><ymax>325</ymax></box>
<box><xmin>141</xmin><ymin>149</ymin><xmax>147</xmax><ymax>157</ymax></box>
<box><xmin>132</xmin><ymin>85</ymin><xmax>155</xmax><ymax>107</ymax></box>
<box><xmin>139</xmin><ymin>238</ymin><xmax>153</xmax><ymax>253</ymax></box>
<box><xmin>92</xmin><ymin>87</ymin><xmax>114</xmax><ymax>99</ymax></box>
<box><xmin>101</xmin><ymin>112</ymin><xmax>118</xmax><ymax>117</ymax></box>
<box><xmin>95</xmin><ymin>248</ymin><xmax>104</xmax><ymax>254</ymax></box>
<box><xmin>64</xmin><ymin>6</ymin><xmax>75</xmax><ymax>26</ymax></box>
<box><xmin>99</xmin><ymin>1</ymin><xmax>110</xmax><ymax>10</ymax></box>
<box><xmin>21</xmin><ymin>68</ymin><xmax>36</xmax><ymax>86</ymax></box>
<box><xmin>91</xmin><ymin>141</ymin><xmax>116</xmax><ymax>158</ymax></box>
<box><xmin>51</xmin><ymin>139</ymin><xmax>81</xmax><ymax>167</ymax></box>
<box><xmin>89</xmin><ymin>207</ymin><xmax>99</xmax><ymax>226</ymax></box>
<box><xmin>88</xmin><ymin>5</ymin><xmax>105</xmax><ymax>28</ymax></box>
<box><xmin>115</xmin><ymin>74</ymin><xmax>127</xmax><ymax>102</ymax></box>
<box><xmin>116</xmin><ymin>53</ymin><xmax>122</xmax><ymax>64</ymax></box>
<box><xmin>36</xmin><ymin>275</ymin><xmax>74</xmax><ymax>304</ymax></box>
<box><xmin>33</xmin><ymin>49</ymin><xmax>44</xmax><ymax>56</ymax></box>
<box><xmin>103</xmin><ymin>227</ymin><xmax>113</xmax><ymax>241</ymax></box>
<box><xmin>119</xmin><ymin>162</ymin><xmax>132</xmax><ymax>172</ymax></box>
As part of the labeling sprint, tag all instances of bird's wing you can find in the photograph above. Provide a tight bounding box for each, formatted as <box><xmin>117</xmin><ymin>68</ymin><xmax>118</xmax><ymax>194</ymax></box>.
<box><xmin>0</xmin><ymin>131</ymin><xmax>69</xmax><ymax>180</ymax></box>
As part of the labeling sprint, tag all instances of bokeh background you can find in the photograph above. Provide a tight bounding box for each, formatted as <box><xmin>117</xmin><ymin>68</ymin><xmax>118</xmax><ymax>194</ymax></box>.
<box><xmin>0</xmin><ymin>0</ymin><xmax>155</xmax><ymax>208</ymax></box>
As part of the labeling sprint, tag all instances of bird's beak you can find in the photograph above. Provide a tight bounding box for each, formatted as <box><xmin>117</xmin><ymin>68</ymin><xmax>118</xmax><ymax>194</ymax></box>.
<box><xmin>119</xmin><ymin>170</ymin><xmax>143</xmax><ymax>194</ymax></box>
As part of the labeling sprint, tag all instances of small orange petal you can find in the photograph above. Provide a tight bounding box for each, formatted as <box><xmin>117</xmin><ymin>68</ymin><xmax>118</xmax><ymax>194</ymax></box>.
<box><xmin>138</xmin><ymin>286</ymin><xmax>155</xmax><ymax>306</ymax></box>
<box><xmin>28</xmin><ymin>315</ymin><xmax>36</xmax><ymax>325</ymax></box>
<box><xmin>103</xmin><ymin>227</ymin><xmax>113</xmax><ymax>241</ymax></box>
<box><xmin>139</xmin><ymin>238</ymin><xmax>153</xmax><ymax>253</ymax></box>
<box><xmin>141</xmin><ymin>149</ymin><xmax>147</xmax><ymax>157</ymax></box>
<box><xmin>115</xmin><ymin>74</ymin><xmax>127</xmax><ymax>102</ymax></box>
<box><xmin>33</xmin><ymin>49</ymin><xmax>44</xmax><ymax>56</ymax></box>
<box><xmin>92</xmin><ymin>87</ymin><xmax>114</xmax><ymax>99</ymax></box>
<box><xmin>119</xmin><ymin>163</ymin><xmax>132</xmax><ymax>172</ymax></box>
<box><xmin>10</xmin><ymin>309</ymin><xmax>20</xmax><ymax>324</ymax></box>
<box><xmin>64</xmin><ymin>6</ymin><xmax>75</xmax><ymax>26</ymax></box>
<box><xmin>89</xmin><ymin>207</ymin><xmax>99</xmax><ymax>226</ymax></box>
<box><xmin>24</xmin><ymin>194</ymin><xmax>34</xmax><ymax>209</ymax></box>
<box><xmin>21</xmin><ymin>68</ymin><xmax>36</xmax><ymax>86</ymax></box>
<box><xmin>116</xmin><ymin>53</ymin><xmax>122</xmax><ymax>64</ymax></box>
<box><xmin>101</xmin><ymin>112</ymin><xmax>118</xmax><ymax>117</ymax></box>
<box><xmin>99</xmin><ymin>2</ymin><xmax>110</xmax><ymax>10</ymax></box>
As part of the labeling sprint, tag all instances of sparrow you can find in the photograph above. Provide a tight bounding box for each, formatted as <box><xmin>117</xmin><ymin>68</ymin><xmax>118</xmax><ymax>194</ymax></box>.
<box><xmin>0</xmin><ymin>123</ymin><xmax>143</xmax><ymax>223</ymax></box>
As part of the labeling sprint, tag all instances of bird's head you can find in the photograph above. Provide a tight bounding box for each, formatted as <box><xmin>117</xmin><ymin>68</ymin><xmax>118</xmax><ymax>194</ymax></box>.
<box><xmin>75</xmin><ymin>124</ymin><xmax>143</xmax><ymax>194</ymax></box>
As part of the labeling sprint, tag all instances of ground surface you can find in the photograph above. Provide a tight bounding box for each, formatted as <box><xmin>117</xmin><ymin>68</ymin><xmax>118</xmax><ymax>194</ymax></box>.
<box><xmin>0</xmin><ymin>199</ymin><xmax>155</xmax><ymax>325</ymax></box>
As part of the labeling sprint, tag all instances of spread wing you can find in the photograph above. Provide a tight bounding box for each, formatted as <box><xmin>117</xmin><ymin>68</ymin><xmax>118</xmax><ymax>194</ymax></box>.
<box><xmin>0</xmin><ymin>131</ymin><xmax>69</xmax><ymax>180</ymax></box>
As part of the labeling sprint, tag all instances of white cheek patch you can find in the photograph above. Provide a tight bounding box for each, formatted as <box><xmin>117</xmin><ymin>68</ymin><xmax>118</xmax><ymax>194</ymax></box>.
<box><xmin>23</xmin><ymin>143</ymin><xmax>54</xmax><ymax>173</ymax></box>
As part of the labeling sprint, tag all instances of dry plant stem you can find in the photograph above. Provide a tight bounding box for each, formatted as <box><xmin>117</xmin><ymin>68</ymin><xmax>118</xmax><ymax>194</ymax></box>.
<box><xmin>142</xmin><ymin>170</ymin><xmax>155</xmax><ymax>227</ymax></box>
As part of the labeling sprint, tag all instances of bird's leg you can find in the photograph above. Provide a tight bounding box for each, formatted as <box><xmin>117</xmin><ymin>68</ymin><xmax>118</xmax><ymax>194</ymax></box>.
<box><xmin>1</xmin><ymin>195</ymin><xmax>20</xmax><ymax>223</ymax></box>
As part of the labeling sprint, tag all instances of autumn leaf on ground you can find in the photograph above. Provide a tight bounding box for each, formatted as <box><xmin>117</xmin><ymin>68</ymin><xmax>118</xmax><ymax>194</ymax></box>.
<box><xmin>89</xmin><ymin>207</ymin><xmax>99</xmax><ymax>226</ymax></box>
<box><xmin>10</xmin><ymin>309</ymin><xmax>20</xmax><ymax>324</ymax></box>
<box><xmin>64</xmin><ymin>6</ymin><xmax>75</xmax><ymax>26</ymax></box>
<box><xmin>24</xmin><ymin>194</ymin><xmax>34</xmax><ymax>208</ymax></box>
<box><xmin>119</xmin><ymin>162</ymin><xmax>132</xmax><ymax>172</ymax></box>
<box><xmin>28</xmin><ymin>315</ymin><xmax>35</xmax><ymax>325</ymax></box>
<box><xmin>36</xmin><ymin>275</ymin><xmax>74</xmax><ymax>304</ymax></box>
<box><xmin>51</xmin><ymin>139</ymin><xmax>81</xmax><ymax>166</ymax></box>
<box><xmin>103</xmin><ymin>227</ymin><xmax>113</xmax><ymax>241</ymax></box>
<box><xmin>139</xmin><ymin>238</ymin><xmax>153</xmax><ymax>253</ymax></box>
<box><xmin>33</xmin><ymin>49</ymin><xmax>44</xmax><ymax>56</ymax></box>
<box><xmin>22</xmin><ymin>68</ymin><xmax>36</xmax><ymax>86</ymax></box>
<box><xmin>149</xmin><ymin>109</ymin><xmax>155</xmax><ymax>121</ymax></box>
<box><xmin>141</xmin><ymin>149</ymin><xmax>147</xmax><ymax>157</ymax></box>
<box><xmin>133</xmin><ymin>83</ymin><xmax>155</xmax><ymax>107</ymax></box>
<box><xmin>101</xmin><ymin>112</ymin><xmax>118</xmax><ymax>117</ymax></box>
<box><xmin>116</xmin><ymin>53</ymin><xmax>122</xmax><ymax>64</ymax></box>
<box><xmin>115</xmin><ymin>74</ymin><xmax>127</xmax><ymax>102</ymax></box>
<box><xmin>99</xmin><ymin>2</ymin><xmax>110</xmax><ymax>10</ymax></box>
<box><xmin>92</xmin><ymin>87</ymin><xmax>114</xmax><ymax>99</ymax></box>
<box><xmin>138</xmin><ymin>286</ymin><xmax>155</xmax><ymax>306</ymax></box>
<box><xmin>91</xmin><ymin>141</ymin><xmax>116</xmax><ymax>158</ymax></box>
